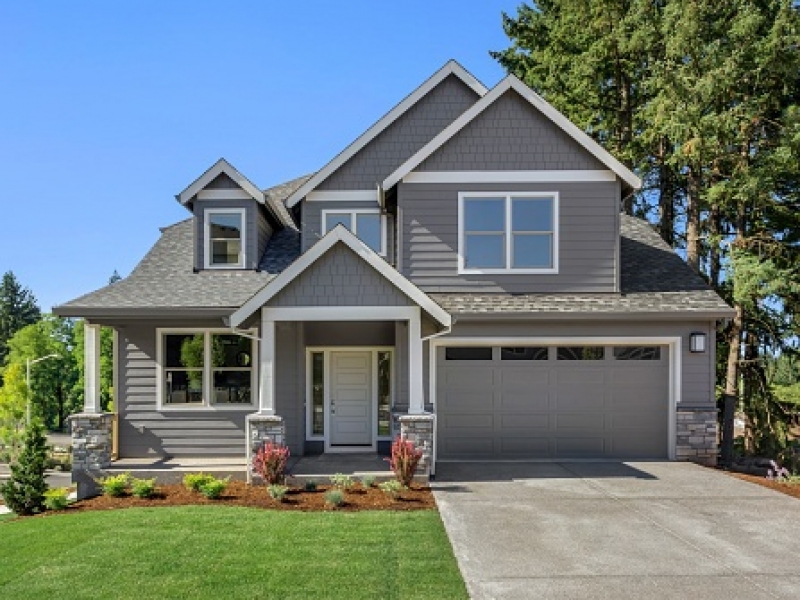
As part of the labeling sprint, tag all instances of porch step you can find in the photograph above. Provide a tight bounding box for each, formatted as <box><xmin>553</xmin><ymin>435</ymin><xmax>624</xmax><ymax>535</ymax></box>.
<box><xmin>105</xmin><ymin>458</ymin><xmax>247</xmax><ymax>484</ymax></box>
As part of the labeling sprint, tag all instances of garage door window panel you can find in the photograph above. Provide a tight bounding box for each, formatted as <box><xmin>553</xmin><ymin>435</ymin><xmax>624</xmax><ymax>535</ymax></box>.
<box><xmin>614</xmin><ymin>346</ymin><xmax>662</xmax><ymax>360</ymax></box>
<box><xmin>445</xmin><ymin>347</ymin><xmax>493</xmax><ymax>361</ymax></box>
<box><xmin>557</xmin><ymin>346</ymin><xmax>605</xmax><ymax>361</ymax></box>
<box><xmin>501</xmin><ymin>347</ymin><xmax>549</xmax><ymax>361</ymax></box>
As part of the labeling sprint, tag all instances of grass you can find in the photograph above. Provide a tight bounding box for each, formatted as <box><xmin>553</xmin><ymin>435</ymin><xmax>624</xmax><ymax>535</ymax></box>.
<box><xmin>0</xmin><ymin>506</ymin><xmax>466</xmax><ymax>600</ymax></box>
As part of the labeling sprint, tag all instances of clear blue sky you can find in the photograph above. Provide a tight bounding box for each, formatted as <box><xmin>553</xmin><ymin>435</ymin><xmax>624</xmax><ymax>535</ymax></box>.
<box><xmin>0</xmin><ymin>1</ymin><xmax>521</xmax><ymax>312</ymax></box>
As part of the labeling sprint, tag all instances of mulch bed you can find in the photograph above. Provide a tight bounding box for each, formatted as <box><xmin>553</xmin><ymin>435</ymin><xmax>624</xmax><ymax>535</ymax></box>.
<box><xmin>723</xmin><ymin>471</ymin><xmax>800</xmax><ymax>500</ymax></box>
<box><xmin>63</xmin><ymin>481</ymin><xmax>436</xmax><ymax>513</ymax></box>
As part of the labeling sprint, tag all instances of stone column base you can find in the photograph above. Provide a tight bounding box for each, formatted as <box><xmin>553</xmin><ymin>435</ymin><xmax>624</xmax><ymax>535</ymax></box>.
<box><xmin>398</xmin><ymin>414</ymin><xmax>434</xmax><ymax>480</ymax></box>
<box><xmin>70</xmin><ymin>412</ymin><xmax>114</xmax><ymax>499</ymax></box>
<box><xmin>676</xmin><ymin>408</ymin><xmax>718</xmax><ymax>467</ymax></box>
<box><xmin>246</xmin><ymin>413</ymin><xmax>285</xmax><ymax>484</ymax></box>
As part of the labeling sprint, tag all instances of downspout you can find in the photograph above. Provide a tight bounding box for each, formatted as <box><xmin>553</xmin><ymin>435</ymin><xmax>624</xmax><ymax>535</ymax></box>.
<box><xmin>419</xmin><ymin>318</ymin><xmax>454</xmax><ymax>479</ymax></box>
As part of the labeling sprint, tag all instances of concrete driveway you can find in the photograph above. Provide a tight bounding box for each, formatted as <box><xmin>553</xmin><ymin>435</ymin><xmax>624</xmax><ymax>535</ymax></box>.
<box><xmin>433</xmin><ymin>462</ymin><xmax>800</xmax><ymax>599</ymax></box>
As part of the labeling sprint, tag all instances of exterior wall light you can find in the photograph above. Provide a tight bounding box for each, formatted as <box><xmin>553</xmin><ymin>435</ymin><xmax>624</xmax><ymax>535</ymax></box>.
<box><xmin>690</xmin><ymin>332</ymin><xmax>707</xmax><ymax>353</ymax></box>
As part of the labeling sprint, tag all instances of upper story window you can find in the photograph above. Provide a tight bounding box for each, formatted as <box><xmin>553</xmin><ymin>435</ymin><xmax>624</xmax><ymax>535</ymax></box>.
<box><xmin>458</xmin><ymin>192</ymin><xmax>558</xmax><ymax>274</ymax></box>
<box><xmin>205</xmin><ymin>208</ymin><xmax>245</xmax><ymax>269</ymax></box>
<box><xmin>322</xmin><ymin>209</ymin><xmax>386</xmax><ymax>256</ymax></box>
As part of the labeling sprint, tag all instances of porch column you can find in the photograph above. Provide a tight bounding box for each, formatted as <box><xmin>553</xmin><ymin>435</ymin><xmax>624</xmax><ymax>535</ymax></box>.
<box><xmin>258</xmin><ymin>308</ymin><xmax>276</xmax><ymax>415</ymax></box>
<box><xmin>408</xmin><ymin>307</ymin><xmax>425</xmax><ymax>414</ymax></box>
<box><xmin>84</xmin><ymin>322</ymin><xmax>102</xmax><ymax>413</ymax></box>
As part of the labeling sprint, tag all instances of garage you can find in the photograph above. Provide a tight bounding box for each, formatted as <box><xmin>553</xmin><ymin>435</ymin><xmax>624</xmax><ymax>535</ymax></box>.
<box><xmin>435</xmin><ymin>342</ymin><xmax>671</xmax><ymax>460</ymax></box>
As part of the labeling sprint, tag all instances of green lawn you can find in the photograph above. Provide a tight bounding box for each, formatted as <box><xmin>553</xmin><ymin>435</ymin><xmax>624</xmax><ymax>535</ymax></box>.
<box><xmin>0</xmin><ymin>506</ymin><xmax>466</xmax><ymax>600</ymax></box>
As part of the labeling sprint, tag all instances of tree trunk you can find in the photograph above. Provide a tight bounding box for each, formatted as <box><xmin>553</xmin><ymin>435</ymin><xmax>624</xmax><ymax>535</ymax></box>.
<box><xmin>657</xmin><ymin>138</ymin><xmax>675</xmax><ymax>245</ymax></box>
<box><xmin>686</xmin><ymin>166</ymin><xmax>701</xmax><ymax>273</ymax></box>
<box><xmin>725</xmin><ymin>303</ymin><xmax>745</xmax><ymax>448</ymax></box>
<box><xmin>708</xmin><ymin>203</ymin><xmax>721</xmax><ymax>288</ymax></box>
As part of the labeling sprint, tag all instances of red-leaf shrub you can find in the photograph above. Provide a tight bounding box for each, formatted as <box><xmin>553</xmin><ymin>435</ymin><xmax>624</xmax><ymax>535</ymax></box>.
<box><xmin>387</xmin><ymin>436</ymin><xmax>424</xmax><ymax>487</ymax></box>
<box><xmin>252</xmin><ymin>441</ymin><xmax>290</xmax><ymax>485</ymax></box>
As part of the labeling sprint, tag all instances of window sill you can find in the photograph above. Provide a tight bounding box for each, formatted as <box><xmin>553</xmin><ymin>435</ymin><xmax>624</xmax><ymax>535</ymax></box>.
<box><xmin>158</xmin><ymin>405</ymin><xmax>256</xmax><ymax>412</ymax></box>
<box><xmin>458</xmin><ymin>267</ymin><xmax>559</xmax><ymax>275</ymax></box>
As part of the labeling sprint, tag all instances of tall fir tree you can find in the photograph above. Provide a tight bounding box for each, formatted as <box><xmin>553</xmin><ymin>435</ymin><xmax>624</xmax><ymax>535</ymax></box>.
<box><xmin>0</xmin><ymin>271</ymin><xmax>41</xmax><ymax>364</ymax></box>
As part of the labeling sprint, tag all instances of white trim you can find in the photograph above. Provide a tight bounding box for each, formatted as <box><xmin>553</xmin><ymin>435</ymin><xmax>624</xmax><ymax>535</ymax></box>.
<box><xmin>457</xmin><ymin>192</ymin><xmax>559</xmax><ymax>274</ymax></box>
<box><xmin>402</xmin><ymin>170</ymin><xmax>617</xmax><ymax>184</ymax></box>
<box><xmin>264</xmin><ymin>306</ymin><xmax>420</xmax><ymax>322</ymax></box>
<box><xmin>321</xmin><ymin>208</ymin><xmax>387</xmax><ymax>256</ymax></box>
<box><xmin>203</xmin><ymin>207</ymin><xmax>246</xmax><ymax>270</ymax></box>
<box><xmin>258</xmin><ymin>312</ymin><xmax>275</xmax><ymax>415</ymax></box>
<box><xmin>196</xmin><ymin>189</ymin><xmax>253</xmax><ymax>201</ymax></box>
<box><xmin>155</xmin><ymin>328</ymin><xmax>258</xmax><ymax>412</ymax></box>
<box><xmin>307</xmin><ymin>190</ymin><xmax>379</xmax><ymax>202</ymax></box>
<box><xmin>408</xmin><ymin>308</ymin><xmax>424</xmax><ymax>414</ymax></box>
<box><xmin>230</xmin><ymin>226</ymin><xmax>452</xmax><ymax>328</ymax></box>
<box><xmin>84</xmin><ymin>323</ymin><xmax>101</xmax><ymax>413</ymax></box>
<box><xmin>285</xmin><ymin>60</ymin><xmax>488</xmax><ymax>208</ymax></box>
<box><xmin>177</xmin><ymin>158</ymin><xmax>265</xmax><ymax>205</ymax></box>
<box><xmin>428</xmin><ymin>336</ymin><xmax>681</xmax><ymax>461</ymax></box>
<box><xmin>383</xmin><ymin>75</ymin><xmax>642</xmax><ymax>191</ymax></box>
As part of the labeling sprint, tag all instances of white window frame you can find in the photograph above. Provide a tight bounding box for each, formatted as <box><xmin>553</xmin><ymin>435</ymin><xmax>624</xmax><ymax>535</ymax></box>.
<box><xmin>321</xmin><ymin>208</ymin><xmax>387</xmax><ymax>256</ymax></box>
<box><xmin>305</xmin><ymin>347</ymin><xmax>394</xmax><ymax>445</ymax></box>
<box><xmin>156</xmin><ymin>328</ymin><xmax>258</xmax><ymax>411</ymax></box>
<box><xmin>204</xmin><ymin>208</ymin><xmax>246</xmax><ymax>269</ymax></box>
<box><xmin>457</xmin><ymin>191</ymin><xmax>559</xmax><ymax>274</ymax></box>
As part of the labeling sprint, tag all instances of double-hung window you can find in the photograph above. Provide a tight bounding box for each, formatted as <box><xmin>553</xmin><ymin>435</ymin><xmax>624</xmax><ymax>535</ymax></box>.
<box><xmin>322</xmin><ymin>209</ymin><xmax>386</xmax><ymax>255</ymax></box>
<box><xmin>458</xmin><ymin>192</ymin><xmax>558</xmax><ymax>273</ymax></box>
<box><xmin>204</xmin><ymin>208</ymin><xmax>245</xmax><ymax>268</ymax></box>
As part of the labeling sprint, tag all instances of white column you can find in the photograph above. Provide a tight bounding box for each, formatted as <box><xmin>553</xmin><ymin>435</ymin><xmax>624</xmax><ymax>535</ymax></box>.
<box><xmin>408</xmin><ymin>307</ymin><xmax>425</xmax><ymax>414</ymax></box>
<box><xmin>84</xmin><ymin>322</ymin><xmax>102</xmax><ymax>413</ymax></box>
<box><xmin>258</xmin><ymin>308</ymin><xmax>276</xmax><ymax>415</ymax></box>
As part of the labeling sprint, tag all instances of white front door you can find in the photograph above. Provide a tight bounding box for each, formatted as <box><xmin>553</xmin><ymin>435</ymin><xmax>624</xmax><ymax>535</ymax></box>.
<box><xmin>330</xmin><ymin>351</ymin><xmax>372</xmax><ymax>446</ymax></box>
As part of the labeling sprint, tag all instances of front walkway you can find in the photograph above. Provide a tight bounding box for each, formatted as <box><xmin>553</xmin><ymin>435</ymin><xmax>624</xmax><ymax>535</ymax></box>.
<box><xmin>433</xmin><ymin>461</ymin><xmax>800</xmax><ymax>600</ymax></box>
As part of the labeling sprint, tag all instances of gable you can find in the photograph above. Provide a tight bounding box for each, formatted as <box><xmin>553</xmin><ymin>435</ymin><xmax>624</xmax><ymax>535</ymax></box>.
<box><xmin>418</xmin><ymin>89</ymin><xmax>606</xmax><ymax>172</ymax></box>
<box><xmin>206</xmin><ymin>173</ymin><xmax>241</xmax><ymax>189</ymax></box>
<box><xmin>317</xmin><ymin>74</ymin><xmax>481</xmax><ymax>190</ymax></box>
<box><xmin>268</xmin><ymin>242</ymin><xmax>413</xmax><ymax>307</ymax></box>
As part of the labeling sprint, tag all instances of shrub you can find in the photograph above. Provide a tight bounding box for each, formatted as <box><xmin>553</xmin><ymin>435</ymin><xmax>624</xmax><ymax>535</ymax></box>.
<box><xmin>304</xmin><ymin>480</ymin><xmax>318</xmax><ymax>492</ymax></box>
<box><xmin>131</xmin><ymin>477</ymin><xmax>157</xmax><ymax>499</ymax></box>
<box><xmin>329</xmin><ymin>473</ymin><xmax>354</xmax><ymax>490</ymax></box>
<box><xmin>268</xmin><ymin>484</ymin><xmax>289</xmax><ymax>502</ymax></box>
<box><xmin>360</xmin><ymin>475</ymin><xmax>376</xmax><ymax>489</ymax></box>
<box><xmin>199</xmin><ymin>477</ymin><xmax>229</xmax><ymax>500</ymax></box>
<box><xmin>0</xmin><ymin>422</ymin><xmax>49</xmax><ymax>515</ymax></box>
<box><xmin>379</xmin><ymin>480</ymin><xmax>403</xmax><ymax>500</ymax></box>
<box><xmin>324</xmin><ymin>489</ymin><xmax>345</xmax><ymax>508</ymax></box>
<box><xmin>386</xmin><ymin>436</ymin><xmax>424</xmax><ymax>487</ymax></box>
<box><xmin>767</xmin><ymin>460</ymin><xmax>800</xmax><ymax>484</ymax></box>
<box><xmin>43</xmin><ymin>488</ymin><xmax>69</xmax><ymax>511</ymax></box>
<box><xmin>99</xmin><ymin>473</ymin><xmax>130</xmax><ymax>497</ymax></box>
<box><xmin>252</xmin><ymin>441</ymin><xmax>291</xmax><ymax>485</ymax></box>
<box><xmin>183</xmin><ymin>472</ymin><xmax>215</xmax><ymax>492</ymax></box>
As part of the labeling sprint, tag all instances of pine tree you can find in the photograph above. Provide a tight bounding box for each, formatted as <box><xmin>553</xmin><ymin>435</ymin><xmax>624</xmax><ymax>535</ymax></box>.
<box><xmin>0</xmin><ymin>421</ymin><xmax>49</xmax><ymax>515</ymax></box>
<box><xmin>0</xmin><ymin>271</ymin><xmax>41</xmax><ymax>364</ymax></box>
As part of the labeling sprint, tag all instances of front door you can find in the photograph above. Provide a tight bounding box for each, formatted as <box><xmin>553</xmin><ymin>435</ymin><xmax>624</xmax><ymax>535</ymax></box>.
<box><xmin>330</xmin><ymin>351</ymin><xmax>372</xmax><ymax>446</ymax></box>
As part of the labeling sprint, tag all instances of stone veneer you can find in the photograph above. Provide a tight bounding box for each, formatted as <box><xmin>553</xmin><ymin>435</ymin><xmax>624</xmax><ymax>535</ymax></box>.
<box><xmin>398</xmin><ymin>414</ymin><xmax>434</xmax><ymax>479</ymax></box>
<box><xmin>70</xmin><ymin>412</ymin><xmax>114</xmax><ymax>499</ymax></box>
<box><xmin>676</xmin><ymin>408</ymin><xmax>718</xmax><ymax>466</ymax></box>
<box><xmin>246</xmin><ymin>414</ymin><xmax>285</xmax><ymax>483</ymax></box>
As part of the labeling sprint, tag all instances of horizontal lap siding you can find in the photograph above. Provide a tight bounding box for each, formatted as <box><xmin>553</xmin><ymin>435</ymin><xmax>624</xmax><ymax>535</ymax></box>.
<box><xmin>400</xmin><ymin>181</ymin><xmax>619</xmax><ymax>293</ymax></box>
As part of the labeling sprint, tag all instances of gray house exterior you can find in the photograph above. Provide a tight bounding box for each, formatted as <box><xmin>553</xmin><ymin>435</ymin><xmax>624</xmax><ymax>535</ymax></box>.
<box><xmin>56</xmin><ymin>61</ymin><xmax>733</xmax><ymax>489</ymax></box>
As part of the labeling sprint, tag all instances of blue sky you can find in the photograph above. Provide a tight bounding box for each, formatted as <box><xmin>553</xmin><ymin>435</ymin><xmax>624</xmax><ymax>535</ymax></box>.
<box><xmin>0</xmin><ymin>1</ymin><xmax>521</xmax><ymax>312</ymax></box>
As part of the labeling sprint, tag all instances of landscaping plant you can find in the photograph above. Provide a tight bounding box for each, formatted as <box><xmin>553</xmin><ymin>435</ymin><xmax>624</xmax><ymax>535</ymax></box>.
<box><xmin>183</xmin><ymin>472</ymin><xmax>215</xmax><ymax>492</ymax></box>
<box><xmin>379</xmin><ymin>480</ymin><xmax>403</xmax><ymax>500</ymax></box>
<box><xmin>199</xmin><ymin>477</ymin><xmax>229</xmax><ymax>499</ymax></box>
<box><xmin>43</xmin><ymin>488</ymin><xmax>69</xmax><ymax>511</ymax></box>
<box><xmin>99</xmin><ymin>473</ymin><xmax>130</xmax><ymax>497</ymax></box>
<box><xmin>324</xmin><ymin>489</ymin><xmax>345</xmax><ymax>508</ymax></box>
<box><xmin>387</xmin><ymin>436</ymin><xmax>423</xmax><ymax>487</ymax></box>
<box><xmin>329</xmin><ymin>473</ymin><xmax>354</xmax><ymax>490</ymax></box>
<box><xmin>267</xmin><ymin>484</ymin><xmax>289</xmax><ymax>502</ymax></box>
<box><xmin>767</xmin><ymin>460</ymin><xmax>800</xmax><ymax>484</ymax></box>
<box><xmin>360</xmin><ymin>475</ymin><xmax>376</xmax><ymax>489</ymax></box>
<box><xmin>303</xmin><ymin>480</ymin><xmax>317</xmax><ymax>492</ymax></box>
<box><xmin>252</xmin><ymin>441</ymin><xmax>290</xmax><ymax>485</ymax></box>
<box><xmin>0</xmin><ymin>422</ymin><xmax>49</xmax><ymax>515</ymax></box>
<box><xmin>131</xmin><ymin>477</ymin><xmax>157</xmax><ymax>499</ymax></box>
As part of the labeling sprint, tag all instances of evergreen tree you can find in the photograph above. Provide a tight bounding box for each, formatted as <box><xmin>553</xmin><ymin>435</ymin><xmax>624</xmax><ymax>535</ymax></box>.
<box><xmin>0</xmin><ymin>272</ymin><xmax>41</xmax><ymax>364</ymax></box>
<box><xmin>0</xmin><ymin>421</ymin><xmax>49</xmax><ymax>515</ymax></box>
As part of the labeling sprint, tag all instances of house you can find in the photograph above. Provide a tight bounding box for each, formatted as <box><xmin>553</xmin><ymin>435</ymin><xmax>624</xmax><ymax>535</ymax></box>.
<box><xmin>55</xmin><ymin>61</ymin><xmax>733</xmax><ymax>495</ymax></box>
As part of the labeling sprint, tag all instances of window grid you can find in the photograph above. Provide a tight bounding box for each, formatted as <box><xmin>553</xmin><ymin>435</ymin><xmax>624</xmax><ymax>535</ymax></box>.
<box><xmin>321</xmin><ymin>209</ymin><xmax>386</xmax><ymax>256</ymax></box>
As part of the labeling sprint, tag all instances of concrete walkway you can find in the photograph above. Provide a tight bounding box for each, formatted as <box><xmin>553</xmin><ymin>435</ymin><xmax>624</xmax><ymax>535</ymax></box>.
<box><xmin>433</xmin><ymin>462</ymin><xmax>800</xmax><ymax>599</ymax></box>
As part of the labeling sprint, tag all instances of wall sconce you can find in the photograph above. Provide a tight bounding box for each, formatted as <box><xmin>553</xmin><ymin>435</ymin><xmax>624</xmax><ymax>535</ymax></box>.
<box><xmin>690</xmin><ymin>332</ymin><xmax>707</xmax><ymax>353</ymax></box>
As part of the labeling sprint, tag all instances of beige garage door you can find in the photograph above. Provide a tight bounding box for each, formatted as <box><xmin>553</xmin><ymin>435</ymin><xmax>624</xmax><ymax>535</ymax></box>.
<box><xmin>436</xmin><ymin>345</ymin><xmax>669</xmax><ymax>459</ymax></box>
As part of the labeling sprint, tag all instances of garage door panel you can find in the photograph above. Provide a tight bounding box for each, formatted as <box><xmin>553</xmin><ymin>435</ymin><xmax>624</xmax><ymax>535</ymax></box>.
<box><xmin>499</xmin><ymin>413</ymin><xmax>549</xmax><ymax>430</ymax></box>
<box><xmin>610</xmin><ymin>433</ymin><xmax>667</xmax><ymax>457</ymax></box>
<box><xmin>440</xmin><ymin>367</ymin><xmax>496</xmax><ymax>387</ymax></box>
<box><xmin>555</xmin><ymin>412</ymin><xmax>606</xmax><ymax>430</ymax></box>
<box><xmin>608</xmin><ymin>411</ymin><xmax>668</xmax><ymax>431</ymax></box>
<box><xmin>553</xmin><ymin>388</ymin><xmax>608</xmax><ymax>411</ymax></box>
<box><xmin>439</xmin><ymin>390</ymin><xmax>494</xmax><ymax>412</ymax></box>
<box><xmin>500</xmin><ymin>437</ymin><xmax>550</xmax><ymax>455</ymax></box>
<box><xmin>501</xmin><ymin>368</ymin><xmax>549</xmax><ymax>388</ymax></box>
<box><xmin>499</xmin><ymin>391</ymin><xmax>549</xmax><ymax>411</ymax></box>
<box><xmin>442</xmin><ymin>413</ymin><xmax>494</xmax><ymax>429</ymax></box>
<box><xmin>555</xmin><ymin>437</ymin><xmax>606</xmax><ymax>455</ymax></box>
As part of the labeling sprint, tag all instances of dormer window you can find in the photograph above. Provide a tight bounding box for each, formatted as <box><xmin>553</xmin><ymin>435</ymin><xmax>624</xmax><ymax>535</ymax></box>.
<box><xmin>205</xmin><ymin>208</ymin><xmax>246</xmax><ymax>269</ymax></box>
<box><xmin>322</xmin><ymin>209</ymin><xmax>386</xmax><ymax>256</ymax></box>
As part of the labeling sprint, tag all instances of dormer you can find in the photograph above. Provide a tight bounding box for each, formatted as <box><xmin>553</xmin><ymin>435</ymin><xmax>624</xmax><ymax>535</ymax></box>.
<box><xmin>177</xmin><ymin>158</ymin><xmax>284</xmax><ymax>271</ymax></box>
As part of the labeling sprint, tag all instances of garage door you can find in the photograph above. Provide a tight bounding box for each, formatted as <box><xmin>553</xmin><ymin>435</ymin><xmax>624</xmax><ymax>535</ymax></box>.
<box><xmin>436</xmin><ymin>344</ymin><xmax>669</xmax><ymax>459</ymax></box>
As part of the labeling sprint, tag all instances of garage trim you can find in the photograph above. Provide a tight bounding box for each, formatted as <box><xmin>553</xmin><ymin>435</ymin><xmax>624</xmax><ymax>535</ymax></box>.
<box><xmin>429</xmin><ymin>336</ymin><xmax>682</xmax><ymax>470</ymax></box>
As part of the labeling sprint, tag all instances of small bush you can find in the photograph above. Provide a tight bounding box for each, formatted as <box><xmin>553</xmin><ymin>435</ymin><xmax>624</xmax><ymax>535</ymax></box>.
<box><xmin>183</xmin><ymin>472</ymin><xmax>215</xmax><ymax>492</ymax></box>
<box><xmin>99</xmin><ymin>473</ymin><xmax>130</xmax><ymax>497</ymax></box>
<box><xmin>0</xmin><ymin>422</ymin><xmax>49</xmax><ymax>515</ymax></box>
<box><xmin>199</xmin><ymin>477</ymin><xmax>229</xmax><ymax>500</ymax></box>
<box><xmin>360</xmin><ymin>475</ymin><xmax>376</xmax><ymax>489</ymax></box>
<box><xmin>268</xmin><ymin>484</ymin><xmax>289</xmax><ymax>502</ymax></box>
<box><xmin>324</xmin><ymin>489</ymin><xmax>345</xmax><ymax>508</ymax></box>
<box><xmin>44</xmin><ymin>488</ymin><xmax>69</xmax><ymax>511</ymax></box>
<box><xmin>387</xmin><ymin>436</ymin><xmax>424</xmax><ymax>487</ymax></box>
<box><xmin>131</xmin><ymin>478</ymin><xmax>157</xmax><ymax>499</ymax></box>
<box><xmin>330</xmin><ymin>473</ymin><xmax>354</xmax><ymax>490</ymax></box>
<box><xmin>379</xmin><ymin>480</ymin><xmax>403</xmax><ymax>500</ymax></box>
<box><xmin>252</xmin><ymin>441</ymin><xmax>291</xmax><ymax>485</ymax></box>
<box><xmin>304</xmin><ymin>480</ymin><xmax>318</xmax><ymax>492</ymax></box>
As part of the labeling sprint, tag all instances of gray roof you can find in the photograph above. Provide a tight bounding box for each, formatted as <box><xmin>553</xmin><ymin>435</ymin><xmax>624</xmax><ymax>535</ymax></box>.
<box><xmin>430</xmin><ymin>214</ymin><xmax>733</xmax><ymax>318</ymax></box>
<box><xmin>264</xmin><ymin>174</ymin><xmax>313</xmax><ymax>228</ymax></box>
<box><xmin>55</xmin><ymin>189</ymin><xmax>732</xmax><ymax>320</ymax></box>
